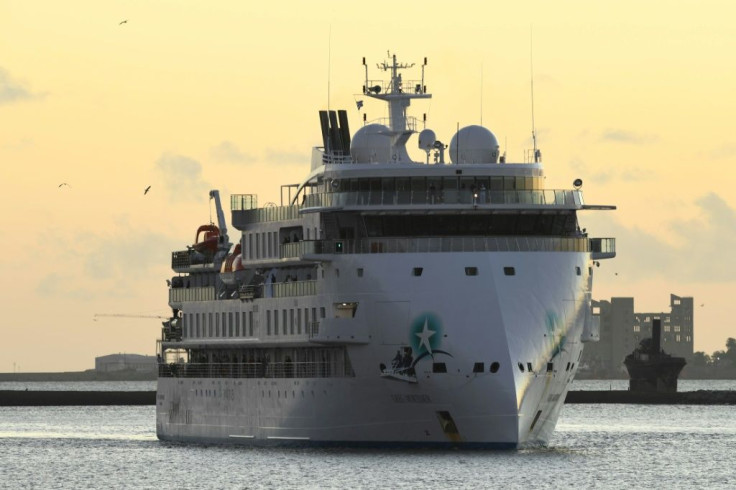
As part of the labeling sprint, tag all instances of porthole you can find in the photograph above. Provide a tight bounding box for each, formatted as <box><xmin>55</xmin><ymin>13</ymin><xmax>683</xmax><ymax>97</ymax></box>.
<box><xmin>518</xmin><ymin>362</ymin><xmax>525</xmax><ymax>372</ymax></box>
<box><xmin>490</xmin><ymin>362</ymin><xmax>500</xmax><ymax>373</ymax></box>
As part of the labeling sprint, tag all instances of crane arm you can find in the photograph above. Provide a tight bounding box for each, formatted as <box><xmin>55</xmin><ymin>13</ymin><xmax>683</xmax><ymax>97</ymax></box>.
<box><xmin>94</xmin><ymin>313</ymin><xmax>169</xmax><ymax>320</ymax></box>
<box><xmin>209</xmin><ymin>190</ymin><xmax>228</xmax><ymax>243</ymax></box>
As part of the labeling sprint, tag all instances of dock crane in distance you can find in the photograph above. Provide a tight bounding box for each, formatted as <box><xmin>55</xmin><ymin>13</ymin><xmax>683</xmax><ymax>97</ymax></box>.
<box><xmin>93</xmin><ymin>313</ymin><xmax>169</xmax><ymax>321</ymax></box>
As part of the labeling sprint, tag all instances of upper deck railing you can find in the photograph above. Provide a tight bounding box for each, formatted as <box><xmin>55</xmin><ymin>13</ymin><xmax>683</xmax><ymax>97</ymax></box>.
<box><xmin>232</xmin><ymin>189</ymin><xmax>584</xmax><ymax>227</ymax></box>
<box><xmin>303</xmin><ymin>189</ymin><xmax>582</xmax><ymax>208</ymax></box>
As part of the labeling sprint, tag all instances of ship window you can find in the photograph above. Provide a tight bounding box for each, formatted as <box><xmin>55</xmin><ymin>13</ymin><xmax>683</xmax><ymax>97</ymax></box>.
<box><xmin>357</xmin><ymin>268</ymin><xmax>364</xmax><ymax>277</ymax></box>
<box><xmin>248</xmin><ymin>311</ymin><xmax>254</xmax><ymax>336</ymax></box>
<box><xmin>290</xmin><ymin>309</ymin><xmax>295</xmax><ymax>335</ymax></box>
<box><xmin>320</xmin><ymin>307</ymin><xmax>326</xmax><ymax>319</ymax></box>
<box><xmin>465</xmin><ymin>267</ymin><xmax>478</xmax><ymax>276</ymax></box>
<box><xmin>208</xmin><ymin>313</ymin><xmax>213</xmax><ymax>337</ymax></box>
<box><xmin>527</xmin><ymin>362</ymin><xmax>533</xmax><ymax>372</ymax></box>
<box><xmin>473</xmin><ymin>362</ymin><xmax>484</xmax><ymax>373</ymax></box>
<box><xmin>273</xmin><ymin>310</ymin><xmax>279</xmax><ymax>335</ymax></box>
<box><xmin>334</xmin><ymin>302</ymin><xmax>358</xmax><ymax>319</ymax></box>
<box><xmin>433</xmin><ymin>362</ymin><xmax>447</xmax><ymax>373</ymax></box>
<box><xmin>413</xmin><ymin>267</ymin><xmax>423</xmax><ymax>276</ymax></box>
<box><xmin>297</xmin><ymin>309</ymin><xmax>302</xmax><ymax>335</ymax></box>
<box><xmin>235</xmin><ymin>313</ymin><xmax>240</xmax><ymax>337</ymax></box>
<box><xmin>565</xmin><ymin>362</ymin><xmax>571</xmax><ymax>371</ymax></box>
<box><xmin>282</xmin><ymin>310</ymin><xmax>287</xmax><ymax>335</ymax></box>
<box><xmin>576</xmin><ymin>266</ymin><xmax>581</xmax><ymax>276</ymax></box>
<box><xmin>571</xmin><ymin>363</ymin><xmax>575</xmax><ymax>370</ymax></box>
<box><xmin>547</xmin><ymin>362</ymin><xmax>554</xmax><ymax>372</ymax></box>
<box><xmin>490</xmin><ymin>362</ymin><xmax>500</xmax><ymax>373</ymax></box>
<box><xmin>266</xmin><ymin>311</ymin><xmax>271</xmax><ymax>336</ymax></box>
<box><xmin>504</xmin><ymin>267</ymin><xmax>515</xmax><ymax>276</ymax></box>
<box><xmin>518</xmin><ymin>362</ymin><xmax>525</xmax><ymax>372</ymax></box>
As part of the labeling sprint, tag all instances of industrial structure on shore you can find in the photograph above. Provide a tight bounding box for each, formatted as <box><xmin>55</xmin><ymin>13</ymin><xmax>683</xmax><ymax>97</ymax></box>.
<box><xmin>581</xmin><ymin>294</ymin><xmax>693</xmax><ymax>378</ymax></box>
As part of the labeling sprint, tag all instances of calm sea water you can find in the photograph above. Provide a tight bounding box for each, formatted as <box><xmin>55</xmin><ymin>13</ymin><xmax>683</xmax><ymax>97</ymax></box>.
<box><xmin>1</xmin><ymin>382</ymin><xmax>735</xmax><ymax>489</ymax></box>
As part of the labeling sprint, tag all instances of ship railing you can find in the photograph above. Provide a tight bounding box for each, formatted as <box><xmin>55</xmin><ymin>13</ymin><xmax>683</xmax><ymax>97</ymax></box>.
<box><xmin>230</xmin><ymin>194</ymin><xmax>258</xmax><ymax>211</ymax></box>
<box><xmin>158</xmin><ymin>361</ymin><xmax>348</xmax><ymax>379</ymax></box>
<box><xmin>232</xmin><ymin>205</ymin><xmax>301</xmax><ymax>228</ymax></box>
<box><xmin>272</xmin><ymin>280</ymin><xmax>318</xmax><ymax>298</ymax></box>
<box><xmin>365</xmin><ymin>79</ymin><xmax>427</xmax><ymax>96</ymax></box>
<box><xmin>303</xmin><ymin>189</ymin><xmax>582</xmax><ymax>208</ymax></box>
<box><xmin>281</xmin><ymin>241</ymin><xmax>318</xmax><ymax>259</ymax></box>
<box><xmin>590</xmin><ymin>237</ymin><xmax>616</xmax><ymax>259</ymax></box>
<box><xmin>293</xmin><ymin>236</ymin><xmax>597</xmax><ymax>256</ymax></box>
<box><xmin>170</xmin><ymin>286</ymin><xmax>216</xmax><ymax>304</ymax></box>
<box><xmin>171</xmin><ymin>249</ymin><xmax>216</xmax><ymax>270</ymax></box>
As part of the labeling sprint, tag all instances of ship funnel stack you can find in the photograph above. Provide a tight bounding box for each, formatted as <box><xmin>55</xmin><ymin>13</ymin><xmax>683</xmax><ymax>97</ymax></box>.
<box><xmin>319</xmin><ymin>110</ymin><xmax>351</xmax><ymax>162</ymax></box>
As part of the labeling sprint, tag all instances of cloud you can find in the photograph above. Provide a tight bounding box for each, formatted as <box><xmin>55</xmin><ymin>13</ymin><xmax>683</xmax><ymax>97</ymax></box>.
<box><xmin>36</xmin><ymin>228</ymin><xmax>180</xmax><ymax>300</ymax></box>
<box><xmin>210</xmin><ymin>140</ymin><xmax>256</xmax><ymax>163</ymax></box>
<box><xmin>265</xmin><ymin>148</ymin><xmax>308</xmax><ymax>165</ymax></box>
<box><xmin>0</xmin><ymin>67</ymin><xmax>42</xmax><ymax>105</ymax></box>
<box><xmin>154</xmin><ymin>153</ymin><xmax>211</xmax><ymax>201</ymax></box>
<box><xmin>600</xmin><ymin>129</ymin><xmax>657</xmax><ymax>145</ymax></box>
<box><xmin>569</xmin><ymin>157</ymin><xmax>653</xmax><ymax>184</ymax></box>
<box><xmin>593</xmin><ymin>192</ymin><xmax>736</xmax><ymax>283</ymax></box>
<box><xmin>706</xmin><ymin>143</ymin><xmax>736</xmax><ymax>160</ymax></box>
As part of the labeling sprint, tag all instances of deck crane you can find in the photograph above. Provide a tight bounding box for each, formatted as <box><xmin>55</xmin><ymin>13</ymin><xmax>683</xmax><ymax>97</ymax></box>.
<box><xmin>93</xmin><ymin>313</ymin><xmax>169</xmax><ymax>321</ymax></box>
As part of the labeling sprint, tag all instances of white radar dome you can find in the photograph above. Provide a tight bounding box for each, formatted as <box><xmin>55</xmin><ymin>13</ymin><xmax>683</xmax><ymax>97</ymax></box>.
<box><xmin>350</xmin><ymin>124</ymin><xmax>391</xmax><ymax>163</ymax></box>
<box><xmin>418</xmin><ymin>129</ymin><xmax>436</xmax><ymax>151</ymax></box>
<box><xmin>449</xmin><ymin>125</ymin><xmax>500</xmax><ymax>164</ymax></box>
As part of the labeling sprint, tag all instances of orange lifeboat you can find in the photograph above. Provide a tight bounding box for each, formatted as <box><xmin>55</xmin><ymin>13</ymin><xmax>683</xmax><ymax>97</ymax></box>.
<box><xmin>220</xmin><ymin>244</ymin><xmax>243</xmax><ymax>274</ymax></box>
<box><xmin>193</xmin><ymin>224</ymin><xmax>220</xmax><ymax>253</ymax></box>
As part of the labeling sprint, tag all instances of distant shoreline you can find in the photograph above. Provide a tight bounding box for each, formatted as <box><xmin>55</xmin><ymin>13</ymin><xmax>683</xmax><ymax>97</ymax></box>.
<box><xmin>0</xmin><ymin>371</ymin><xmax>156</xmax><ymax>382</ymax></box>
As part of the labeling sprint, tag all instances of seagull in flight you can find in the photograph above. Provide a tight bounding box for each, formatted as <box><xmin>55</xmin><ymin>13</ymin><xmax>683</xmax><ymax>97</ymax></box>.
<box><xmin>58</xmin><ymin>183</ymin><xmax>70</xmax><ymax>188</ymax></box>
<box><xmin>144</xmin><ymin>185</ymin><xmax>151</xmax><ymax>195</ymax></box>
<box><xmin>119</xmin><ymin>20</ymin><xmax>128</xmax><ymax>25</ymax></box>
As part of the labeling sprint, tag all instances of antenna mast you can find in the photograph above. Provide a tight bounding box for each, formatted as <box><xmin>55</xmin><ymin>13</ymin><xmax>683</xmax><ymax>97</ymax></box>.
<box><xmin>530</xmin><ymin>27</ymin><xmax>540</xmax><ymax>163</ymax></box>
<box><xmin>327</xmin><ymin>25</ymin><xmax>332</xmax><ymax>112</ymax></box>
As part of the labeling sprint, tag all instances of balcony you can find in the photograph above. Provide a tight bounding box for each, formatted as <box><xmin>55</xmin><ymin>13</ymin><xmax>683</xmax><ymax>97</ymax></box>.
<box><xmin>169</xmin><ymin>286</ymin><xmax>216</xmax><ymax>305</ymax></box>
<box><xmin>590</xmin><ymin>238</ymin><xmax>616</xmax><ymax>259</ymax></box>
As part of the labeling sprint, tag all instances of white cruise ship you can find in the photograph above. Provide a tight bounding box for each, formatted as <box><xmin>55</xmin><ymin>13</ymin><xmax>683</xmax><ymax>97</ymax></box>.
<box><xmin>156</xmin><ymin>54</ymin><xmax>615</xmax><ymax>448</ymax></box>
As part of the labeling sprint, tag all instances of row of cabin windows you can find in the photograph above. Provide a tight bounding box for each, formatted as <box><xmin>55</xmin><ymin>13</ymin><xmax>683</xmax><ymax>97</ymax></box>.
<box><xmin>326</xmin><ymin>176</ymin><xmax>544</xmax><ymax>194</ymax></box>
<box><xmin>265</xmin><ymin>307</ymin><xmax>326</xmax><ymax>336</ymax></box>
<box><xmin>182</xmin><ymin>311</ymin><xmax>256</xmax><ymax>339</ymax></box>
<box><xmin>363</xmin><ymin>214</ymin><xmax>579</xmax><ymax>237</ymax></box>
<box><xmin>340</xmin><ymin>266</ymin><xmax>582</xmax><ymax>277</ymax></box>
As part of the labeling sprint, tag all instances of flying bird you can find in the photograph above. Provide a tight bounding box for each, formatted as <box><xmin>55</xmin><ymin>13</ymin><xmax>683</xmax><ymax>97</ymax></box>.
<box><xmin>144</xmin><ymin>185</ymin><xmax>151</xmax><ymax>195</ymax></box>
<box><xmin>119</xmin><ymin>20</ymin><xmax>128</xmax><ymax>25</ymax></box>
<box><xmin>58</xmin><ymin>183</ymin><xmax>70</xmax><ymax>188</ymax></box>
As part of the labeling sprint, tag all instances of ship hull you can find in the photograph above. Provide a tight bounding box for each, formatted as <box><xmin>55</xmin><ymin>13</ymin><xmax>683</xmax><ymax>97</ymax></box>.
<box><xmin>157</xmin><ymin>250</ymin><xmax>592</xmax><ymax>448</ymax></box>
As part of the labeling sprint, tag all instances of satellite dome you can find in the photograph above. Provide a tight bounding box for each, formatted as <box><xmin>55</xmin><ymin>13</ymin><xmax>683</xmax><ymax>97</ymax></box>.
<box><xmin>350</xmin><ymin>124</ymin><xmax>391</xmax><ymax>163</ymax></box>
<box><xmin>418</xmin><ymin>129</ymin><xmax>436</xmax><ymax>151</ymax></box>
<box><xmin>448</xmin><ymin>125</ymin><xmax>500</xmax><ymax>164</ymax></box>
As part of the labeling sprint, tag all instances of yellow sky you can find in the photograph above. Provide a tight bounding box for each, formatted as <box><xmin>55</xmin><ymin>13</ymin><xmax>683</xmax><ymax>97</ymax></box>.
<box><xmin>2</xmin><ymin>1</ymin><xmax>735</xmax><ymax>371</ymax></box>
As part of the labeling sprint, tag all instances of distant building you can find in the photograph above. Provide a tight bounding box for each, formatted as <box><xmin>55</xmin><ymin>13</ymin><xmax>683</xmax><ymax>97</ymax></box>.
<box><xmin>95</xmin><ymin>353</ymin><xmax>157</xmax><ymax>374</ymax></box>
<box><xmin>581</xmin><ymin>294</ymin><xmax>694</xmax><ymax>377</ymax></box>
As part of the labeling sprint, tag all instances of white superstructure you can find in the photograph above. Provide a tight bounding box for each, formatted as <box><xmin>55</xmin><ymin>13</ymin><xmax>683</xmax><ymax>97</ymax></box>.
<box><xmin>156</xmin><ymin>54</ymin><xmax>615</xmax><ymax>448</ymax></box>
